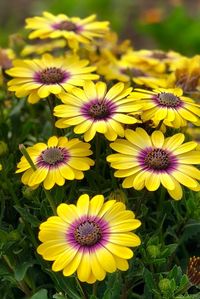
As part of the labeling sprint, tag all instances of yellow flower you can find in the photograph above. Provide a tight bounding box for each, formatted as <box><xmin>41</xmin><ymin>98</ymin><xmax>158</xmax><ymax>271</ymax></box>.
<box><xmin>0</xmin><ymin>164</ymin><xmax>2</xmax><ymax>171</ymax></box>
<box><xmin>54</xmin><ymin>81</ymin><xmax>141</xmax><ymax>141</ymax></box>
<box><xmin>107</xmin><ymin>128</ymin><xmax>200</xmax><ymax>200</ymax></box>
<box><xmin>21</xmin><ymin>39</ymin><xmax>67</xmax><ymax>56</ymax></box>
<box><xmin>6</xmin><ymin>53</ymin><xmax>98</xmax><ymax>104</ymax></box>
<box><xmin>37</xmin><ymin>194</ymin><xmax>141</xmax><ymax>283</ymax></box>
<box><xmin>123</xmin><ymin>49</ymin><xmax>182</xmax><ymax>74</ymax></box>
<box><xmin>25</xmin><ymin>12</ymin><xmax>109</xmax><ymax>50</ymax></box>
<box><xmin>16</xmin><ymin>136</ymin><xmax>94</xmax><ymax>190</ymax></box>
<box><xmin>130</xmin><ymin>87</ymin><xmax>200</xmax><ymax>128</ymax></box>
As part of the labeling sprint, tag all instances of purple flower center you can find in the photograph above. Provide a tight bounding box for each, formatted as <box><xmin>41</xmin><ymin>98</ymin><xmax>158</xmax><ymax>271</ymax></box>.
<box><xmin>35</xmin><ymin>67</ymin><xmax>68</xmax><ymax>85</ymax></box>
<box><xmin>53</xmin><ymin>20</ymin><xmax>78</xmax><ymax>32</ymax></box>
<box><xmin>121</xmin><ymin>67</ymin><xmax>146</xmax><ymax>77</ymax></box>
<box><xmin>155</xmin><ymin>92</ymin><xmax>182</xmax><ymax>108</ymax></box>
<box><xmin>144</xmin><ymin>148</ymin><xmax>170</xmax><ymax>170</ymax></box>
<box><xmin>82</xmin><ymin>100</ymin><xmax>116</xmax><ymax>120</ymax></box>
<box><xmin>37</xmin><ymin>147</ymin><xmax>69</xmax><ymax>168</ymax></box>
<box><xmin>150</xmin><ymin>51</ymin><xmax>168</xmax><ymax>60</ymax></box>
<box><xmin>74</xmin><ymin>220</ymin><xmax>102</xmax><ymax>246</ymax></box>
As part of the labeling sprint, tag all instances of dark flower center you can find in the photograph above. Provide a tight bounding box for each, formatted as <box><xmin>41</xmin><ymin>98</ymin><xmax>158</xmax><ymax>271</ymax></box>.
<box><xmin>55</xmin><ymin>20</ymin><xmax>77</xmax><ymax>31</ymax></box>
<box><xmin>157</xmin><ymin>92</ymin><xmax>181</xmax><ymax>108</ymax></box>
<box><xmin>38</xmin><ymin>67</ymin><xmax>66</xmax><ymax>85</ymax></box>
<box><xmin>144</xmin><ymin>148</ymin><xmax>170</xmax><ymax>170</ymax></box>
<box><xmin>88</xmin><ymin>102</ymin><xmax>110</xmax><ymax>119</ymax></box>
<box><xmin>41</xmin><ymin>147</ymin><xmax>65</xmax><ymax>165</ymax></box>
<box><xmin>74</xmin><ymin>220</ymin><xmax>102</xmax><ymax>246</ymax></box>
<box><xmin>150</xmin><ymin>51</ymin><xmax>168</xmax><ymax>60</ymax></box>
<box><xmin>121</xmin><ymin>67</ymin><xmax>146</xmax><ymax>77</ymax></box>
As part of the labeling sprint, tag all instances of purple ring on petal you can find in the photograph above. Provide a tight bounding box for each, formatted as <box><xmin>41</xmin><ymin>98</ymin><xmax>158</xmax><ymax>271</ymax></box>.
<box><xmin>153</xmin><ymin>92</ymin><xmax>183</xmax><ymax>108</ymax></box>
<box><xmin>81</xmin><ymin>99</ymin><xmax>117</xmax><ymax>121</ymax></box>
<box><xmin>66</xmin><ymin>215</ymin><xmax>111</xmax><ymax>251</ymax></box>
<box><xmin>52</xmin><ymin>21</ymin><xmax>82</xmax><ymax>33</ymax></box>
<box><xmin>34</xmin><ymin>67</ymin><xmax>70</xmax><ymax>85</ymax></box>
<box><xmin>36</xmin><ymin>146</ymin><xmax>70</xmax><ymax>169</ymax></box>
<box><xmin>138</xmin><ymin>147</ymin><xmax>178</xmax><ymax>173</ymax></box>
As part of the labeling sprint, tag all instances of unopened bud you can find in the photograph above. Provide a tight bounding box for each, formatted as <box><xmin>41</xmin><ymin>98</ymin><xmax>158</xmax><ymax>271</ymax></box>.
<box><xmin>0</xmin><ymin>141</ymin><xmax>8</xmax><ymax>156</ymax></box>
<box><xmin>158</xmin><ymin>278</ymin><xmax>171</xmax><ymax>293</ymax></box>
<box><xmin>147</xmin><ymin>245</ymin><xmax>160</xmax><ymax>258</ymax></box>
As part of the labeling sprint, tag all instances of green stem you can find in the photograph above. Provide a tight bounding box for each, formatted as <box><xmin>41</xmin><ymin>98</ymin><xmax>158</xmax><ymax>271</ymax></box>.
<box><xmin>157</xmin><ymin>187</ymin><xmax>166</xmax><ymax>220</ymax></box>
<box><xmin>44</xmin><ymin>189</ymin><xmax>57</xmax><ymax>215</ymax></box>
<box><xmin>3</xmin><ymin>255</ymin><xmax>32</xmax><ymax>297</ymax></box>
<box><xmin>92</xmin><ymin>281</ymin><xmax>98</xmax><ymax>296</ymax></box>
<box><xmin>47</xmin><ymin>95</ymin><xmax>57</xmax><ymax>134</ymax></box>
<box><xmin>157</xmin><ymin>120</ymin><xmax>164</xmax><ymax>131</ymax></box>
<box><xmin>75</xmin><ymin>277</ymin><xmax>88</xmax><ymax>299</ymax></box>
<box><xmin>95</xmin><ymin>133</ymin><xmax>100</xmax><ymax>173</ymax></box>
<box><xmin>19</xmin><ymin>144</ymin><xmax>36</xmax><ymax>171</ymax></box>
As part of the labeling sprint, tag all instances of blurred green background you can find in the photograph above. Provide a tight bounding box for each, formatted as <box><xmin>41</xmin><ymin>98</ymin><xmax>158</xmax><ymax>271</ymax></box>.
<box><xmin>1</xmin><ymin>0</ymin><xmax>200</xmax><ymax>55</ymax></box>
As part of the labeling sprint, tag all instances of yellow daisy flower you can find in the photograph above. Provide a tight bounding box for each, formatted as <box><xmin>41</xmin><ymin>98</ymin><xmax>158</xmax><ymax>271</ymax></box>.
<box><xmin>6</xmin><ymin>53</ymin><xmax>99</xmax><ymax>104</ymax></box>
<box><xmin>123</xmin><ymin>49</ymin><xmax>182</xmax><ymax>73</ymax></box>
<box><xmin>37</xmin><ymin>194</ymin><xmax>141</xmax><ymax>283</ymax></box>
<box><xmin>54</xmin><ymin>81</ymin><xmax>141</xmax><ymax>142</ymax></box>
<box><xmin>107</xmin><ymin>128</ymin><xmax>200</xmax><ymax>200</ymax></box>
<box><xmin>20</xmin><ymin>39</ymin><xmax>67</xmax><ymax>56</ymax></box>
<box><xmin>130</xmin><ymin>87</ymin><xmax>200</xmax><ymax>128</ymax></box>
<box><xmin>25</xmin><ymin>12</ymin><xmax>109</xmax><ymax>50</ymax></box>
<box><xmin>16</xmin><ymin>136</ymin><xmax>94</xmax><ymax>190</ymax></box>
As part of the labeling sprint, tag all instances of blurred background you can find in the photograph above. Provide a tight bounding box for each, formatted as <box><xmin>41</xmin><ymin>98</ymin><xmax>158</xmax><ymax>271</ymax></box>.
<box><xmin>1</xmin><ymin>0</ymin><xmax>200</xmax><ymax>55</ymax></box>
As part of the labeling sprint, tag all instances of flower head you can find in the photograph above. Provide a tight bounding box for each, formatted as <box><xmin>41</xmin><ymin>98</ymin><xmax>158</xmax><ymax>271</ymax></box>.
<box><xmin>107</xmin><ymin>128</ymin><xmax>200</xmax><ymax>200</ymax></box>
<box><xmin>25</xmin><ymin>12</ymin><xmax>109</xmax><ymax>50</ymax></box>
<box><xmin>37</xmin><ymin>194</ymin><xmax>141</xmax><ymax>283</ymax></box>
<box><xmin>6</xmin><ymin>53</ymin><xmax>98</xmax><ymax>104</ymax></box>
<box><xmin>130</xmin><ymin>87</ymin><xmax>200</xmax><ymax>128</ymax></box>
<box><xmin>54</xmin><ymin>81</ymin><xmax>141</xmax><ymax>141</ymax></box>
<box><xmin>16</xmin><ymin>136</ymin><xmax>94</xmax><ymax>189</ymax></box>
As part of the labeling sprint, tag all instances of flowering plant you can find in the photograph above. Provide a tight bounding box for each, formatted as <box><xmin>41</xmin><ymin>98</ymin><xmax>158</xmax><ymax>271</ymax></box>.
<box><xmin>0</xmin><ymin>10</ymin><xmax>200</xmax><ymax>299</ymax></box>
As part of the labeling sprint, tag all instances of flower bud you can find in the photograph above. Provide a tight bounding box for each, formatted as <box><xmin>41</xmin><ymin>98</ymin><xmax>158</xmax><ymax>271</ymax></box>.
<box><xmin>147</xmin><ymin>245</ymin><xmax>160</xmax><ymax>258</ymax></box>
<box><xmin>158</xmin><ymin>278</ymin><xmax>171</xmax><ymax>293</ymax></box>
<box><xmin>0</xmin><ymin>141</ymin><xmax>8</xmax><ymax>156</ymax></box>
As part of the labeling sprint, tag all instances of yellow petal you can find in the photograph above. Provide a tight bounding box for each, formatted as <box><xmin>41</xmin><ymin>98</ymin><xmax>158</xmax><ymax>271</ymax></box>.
<box><xmin>151</xmin><ymin>131</ymin><xmax>164</xmax><ymax>148</ymax></box>
<box><xmin>52</xmin><ymin>247</ymin><xmax>78</xmax><ymax>271</ymax></box>
<box><xmin>96</xmin><ymin>247</ymin><xmax>116</xmax><ymax>273</ymax></box>
<box><xmin>77</xmin><ymin>250</ymin><xmax>91</xmax><ymax>282</ymax></box>
<box><xmin>105</xmin><ymin>243</ymin><xmax>133</xmax><ymax>259</ymax></box>
<box><xmin>28</xmin><ymin>167</ymin><xmax>48</xmax><ymax>186</ymax></box>
<box><xmin>77</xmin><ymin>194</ymin><xmax>90</xmax><ymax>216</ymax></box>
<box><xmin>63</xmin><ymin>250</ymin><xmax>83</xmax><ymax>276</ymax></box>
<box><xmin>48</xmin><ymin>136</ymin><xmax>58</xmax><ymax>147</ymax></box>
<box><xmin>57</xmin><ymin>203</ymin><xmax>78</xmax><ymax>223</ymax></box>
<box><xmin>88</xmin><ymin>195</ymin><xmax>104</xmax><ymax>217</ymax></box>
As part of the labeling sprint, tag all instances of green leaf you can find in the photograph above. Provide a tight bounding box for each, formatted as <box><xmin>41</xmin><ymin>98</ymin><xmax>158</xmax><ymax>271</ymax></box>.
<box><xmin>31</xmin><ymin>289</ymin><xmax>48</xmax><ymax>299</ymax></box>
<box><xmin>14</xmin><ymin>205</ymin><xmax>40</xmax><ymax>227</ymax></box>
<box><xmin>14</xmin><ymin>261</ymin><xmax>33</xmax><ymax>281</ymax></box>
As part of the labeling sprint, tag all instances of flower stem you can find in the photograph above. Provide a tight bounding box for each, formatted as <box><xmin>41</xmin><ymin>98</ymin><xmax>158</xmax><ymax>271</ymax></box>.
<box><xmin>47</xmin><ymin>95</ymin><xmax>57</xmax><ymax>134</ymax></box>
<box><xmin>19</xmin><ymin>144</ymin><xmax>36</xmax><ymax>171</ymax></box>
<box><xmin>75</xmin><ymin>277</ymin><xmax>88</xmax><ymax>299</ymax></box>
<box><xmin>44</xmin><ymin>189</ymin><xmax>57</xmax><ymax>215</ymax></box>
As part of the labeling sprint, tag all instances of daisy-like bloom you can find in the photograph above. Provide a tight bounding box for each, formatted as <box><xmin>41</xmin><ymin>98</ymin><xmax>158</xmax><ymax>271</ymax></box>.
<box><xmin>123</xmin><ymin>49</ymin><xmax>182</xmax><ymax>74</ymax></box>
<box><xmin>107</xmin><ymin>128</ymin><xmax>200</xmax><ymax>200</ymax></box>
<box><xmin>6</xmin><ymin>53</ymin><xmax>99</xmax><ymax>104</ymax></box>
<box><xmin>129</xmin><ymin>87</ymin><xmax>200</xmax><ymax>128</ymax></box>
<box><xmin>20</xmin><ymin>39</ymin><xmax>67</xmax><ymax>56</ymax></box>
<box><xmin>54</xmin><ymin>81</ymin><xmax>141</xmax><ymax>142</ymax></box>
<box><xmin>37</xmin><ymin>194</ymin><xmax>141</xmax><ymax>283</ymax></box>
<box><xmin>25</xmin><ymin>12</ymin><xmax>109</xmax><ymax>50</ymax></box>
<box><xmin>16</xmin><ymin>136</ymin><xmax>94</xmax><ymax>190</ymax></box>
<box><xmin>187</xmin><ymin>256</ymin><xmax>200</xmax><ymax>286</ymax></box>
